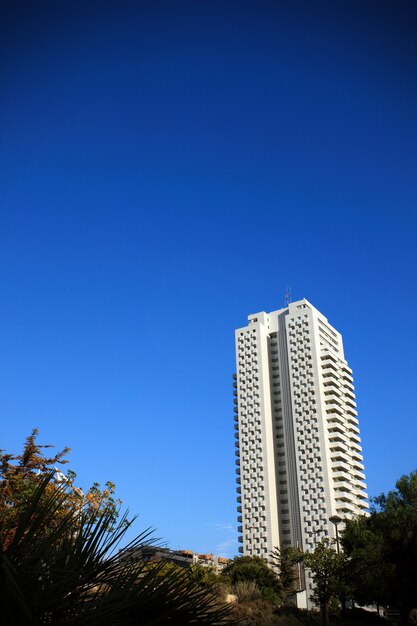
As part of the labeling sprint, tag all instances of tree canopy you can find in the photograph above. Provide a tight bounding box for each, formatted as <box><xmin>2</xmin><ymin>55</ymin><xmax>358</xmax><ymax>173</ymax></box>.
<box><xmin>221</xmin><ymin>555</ymin><xmax>284</xmax><ymax>605</ymax></box>
<box><xmin>271</xmin><ymin>546</ymin><xmax>300</xmax><ymax>602</ymax></box>
<box><xmin>0</xmin><ymin>428</ymin><xmax>119</xmax><ymax>548</ymax></box>
<box><xmin>342</xmin><ymin>470</ymin><xmax>417</xmax><ymax>625</ymax></box>
<box><xmin>289</xmin><ymin>540</ymin><xmax>346</xmax><ymax>626</ymax></box>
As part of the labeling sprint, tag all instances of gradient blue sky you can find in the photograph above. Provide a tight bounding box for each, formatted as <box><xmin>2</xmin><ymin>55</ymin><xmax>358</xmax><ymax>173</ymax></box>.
<box><xmin>1</xmin><ymin>1</ymin><xmax>416</xmax><ymax>557</ymax></box>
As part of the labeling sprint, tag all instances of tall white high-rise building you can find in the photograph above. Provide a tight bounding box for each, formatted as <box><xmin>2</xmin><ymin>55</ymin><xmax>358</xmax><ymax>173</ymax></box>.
<box><xmin>233</xmin><ymin>299</ymin><xmax>367</xmax><ymax>570</ymax></box>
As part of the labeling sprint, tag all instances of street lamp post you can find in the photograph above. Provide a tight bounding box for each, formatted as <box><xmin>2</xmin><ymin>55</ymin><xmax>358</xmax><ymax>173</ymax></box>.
<box><xmin>329</xmin><ymin>515</ymin><xmax>342</xmax><ymax>553</ymax></box>
<box><xmin>329</xmin><ymin>515</ymin><xmax>345</xmax><ymax>614</ymax></box>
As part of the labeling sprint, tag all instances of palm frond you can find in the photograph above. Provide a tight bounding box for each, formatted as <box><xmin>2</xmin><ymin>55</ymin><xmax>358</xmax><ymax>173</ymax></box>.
<box><xmin>0</xmin><ymin>473</ymin><xmax>234</xmax><ymax>625</ymax></box>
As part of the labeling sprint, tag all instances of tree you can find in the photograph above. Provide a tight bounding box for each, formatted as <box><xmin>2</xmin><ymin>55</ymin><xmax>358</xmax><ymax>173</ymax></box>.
<box><xmin>341</xmin><ymin>516</ymin><xmax>390</xmax><ymax>610</ymax></box>
<box><xmin>271</xmin><ymin>546</ymin><xmax>299</xmax><ymax>603</ymax></box>
<box><xmin>0</xmin><ymin>471</ymin><xmax>233</xmax><ymax>625</ymax></box>
<box><xmin>221</xmin><ymin>555</ymin><xmax>283</xmax><ymax>606</ymax></box>
<box><xmin>0</xmin><ymin>428</ymin><xmax>119</xmax><ymax>547</ymax></box>
<box><xmin>342</xmin><ymin>470</ymin><xmax>417</xmax><ymax>625</ymax></box>
<box><xmin>291</xmin><ymin>540</ymin><xmax>346</xmax><ymax>626</ymax></box>
<box><xmin>189</xmin><ymin>563</ymin><xmax>221</xmax><ymax>588</ymax></box>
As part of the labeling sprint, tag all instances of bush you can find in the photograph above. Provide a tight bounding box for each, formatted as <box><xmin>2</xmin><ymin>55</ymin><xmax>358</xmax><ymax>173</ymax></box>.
<box><xmin>335</xmin><ymin>608</ymin><xmax>390</xmax><ymax>625</ymax></box>
<box><xmin>232</xmin><ymin>598</ymin><xmax>276</xmax><ymax>626</ymax></box>
<box><xmin>275</xmin><ymin>606</ymin><xmax>322</xmax><ymax>625</ymax></box>
<box><xmin>233</xmin><ymin>580</ymin><xmax>263</xmax><ymax>602</ymax></box>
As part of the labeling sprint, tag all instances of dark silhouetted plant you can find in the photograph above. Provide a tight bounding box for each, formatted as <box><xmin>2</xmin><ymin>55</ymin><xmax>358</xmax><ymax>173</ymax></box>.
<box><xmin>0</xmin><ymin>473</ymin><xmax>233</xmax><ymax>625</ymax></box>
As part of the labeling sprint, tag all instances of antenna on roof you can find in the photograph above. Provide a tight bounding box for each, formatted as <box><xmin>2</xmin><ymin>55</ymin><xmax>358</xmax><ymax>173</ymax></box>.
<box><xmin>284</xmin><ymin>285</ymin><xmax>292</xmax><ymax>307</ymax></box>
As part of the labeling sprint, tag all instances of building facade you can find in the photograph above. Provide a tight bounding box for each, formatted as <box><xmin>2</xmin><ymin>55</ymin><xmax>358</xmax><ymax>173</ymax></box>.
<box><xmin>123</xmin><ymin>547</ymin><xmax>229</xmax><ymax>573</ymax></box>
<box><xmin>234</xmin><ymin>299</ymin><xmax>367</xmax><ymax>571</ymax></box>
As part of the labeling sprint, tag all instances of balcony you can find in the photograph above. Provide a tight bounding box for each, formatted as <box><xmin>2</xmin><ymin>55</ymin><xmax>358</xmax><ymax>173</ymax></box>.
<box><xmin>352</xmin><ymin>478</ymin><xmax>367</xmax><ymax>490</ymax></box>
<box><xmin>345</xmin><ymin>397</ymin><xmax>356</xmax><ymax>408</ymax></box>
<box><xmin>332</xmin><ymin>470</ymin><xmax>352</xmax><ymax>481</ymax></box>
<box><xmin>336</xmin><ymin>501</ymin><xmax>357</xmax><ymax>514</ymax></box>
<box><xmin>328</xmin><ymin>424</ymin><xmax>345</xmax><ymax>436</ymax></box>
<box><xmin>351</xmin><ymin>451</ymin><xmax>364</xmax><ymax>464</ymax></box>
<box><xmin>346</xmin><ymin>406</ymin><xmax>358</xmax><ymax>417</ymax></box>
<box><xmin>348</xmin><ymin>424</ymin><xmax>360</xmax><ymax>434</ymax></box>
<box><xmin>329</xmin><ymin>427</ymin><xmax>347</xmax><ymax>444</ymax></box>
<box><xmin>326</xmin><ymin>402</ymin><xmax>344</xmax><ymax>415</ymax></box>
<box><xmin>329</xmin><ymin>437</ymin><xmax>349</xmax><ymax>449</ymax></box>
<box><xmin>325</xmin><ymin>393</ymin><xmax>343</xmax><ymax>404</ymax></box>
<box><xmin>352</xmin><ymin>470</ymin><xmax>366</xmax><ymax>480</ymax></box>
<box><xmin>336</xmin><ymin>494</ymin><xmax>357</xmax><ymax>507</ymax></box>
<box><xmin>327</xmin><ymin>414</ymin><xmax>344</xmax><ymax>426</ymax></box>
<box><xmin>322</xmin><ymin>361</ymin><xmax>338</xmax><ymax>372</ymax></box>
<box><xmin>331</xmin><ymin>451</ymin><xmax>351</xmax><ymax>464</ymax></box>
<box><xmin>332</xmin><ymin>459</ymin><xmax>351</xmax><ymax>474</ymax></box>
<box><xmin>354</xmin><ymin>488</ymin><xmax>368</xmax><ymax>500</ymax></box>
<box><xmin>333</xmin><ymin>480</ymin><xmax>354</xmax><ymax>493</ymax></box>
<box><xmin>347</xmin><ymin>415</ymin><xmax>359</xmax><ymax>426</ymax></box>
<box><xmin>323</xmin><ymin>375</ymin><xmax>340</xmax><ymax>387</ymax></box>
<box><xmin>344</xmin><ymin>386</ymin><xmax>355</xmax><ymax>399</ymax></box>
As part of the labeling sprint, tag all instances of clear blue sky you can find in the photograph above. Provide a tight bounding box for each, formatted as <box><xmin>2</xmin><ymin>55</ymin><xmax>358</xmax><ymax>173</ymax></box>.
<box><xmin>1</xmin><ymin>1</ymin><xmax>416</xmax><ymax>557</ymax></box>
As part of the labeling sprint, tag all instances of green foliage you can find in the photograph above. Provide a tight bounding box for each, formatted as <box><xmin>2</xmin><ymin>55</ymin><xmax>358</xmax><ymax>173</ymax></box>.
<box><xmin>0</xmin><ymin>429</ymin><xmax>71</xmax><ymax>541</ymax></box>
<box><xmin>301</xmin><ymin>541</ymin><xmax>346</xmax><ymax>607</ymax></box>
<box><xmin>274</xmin><ymin>606</ymin><xmax>322</xmax><ymax>626</ymax></box>
<box><xmin>227</xmin><ymin>603</ymin><xmax>389</xmax><ymax>626</ymax></box>
<box><xmin>0</xmin><ymin>473</ymin><xmax>233</xmax><ymax>625</ymax></box>
<box><xmin>342</xmin><ymin>470</ymin><xmax>417</xmax><ymax>625</ymax></box>
<box><xmin>188</xmin><ymin>562</ymin><xmax>230</xmax><ymax>605</ymax></box>
<box><xmin>231</xmin><ymin>597</ymin><xmax>276</xmax><ymax>626</ymax></box>
<box><xmin>291</xmin><ymin>540</ymin><xmax>346</xmax><ymax>626</ymax></box>
<box><xmin>232</xmin><ymin>580</ymin><xmax>263</xmax><ymax>603</ymax></box>
<box><xmin>222</xmin><ymin>555</ymin><xmax>284</xmax><ymax>606</ymax></box>
<box><xmin>189</xmin><ymin>563</ymin><xmax>220</xmax><ymax>588</ymax></box>
<box><xmin>271</xmin><ymin>546</ymin><xmax>300</xmax><ymax>601</ymax></box>
<box><xmin>0</xmin><ymin>429</ymin><xmax>120</xmax><ymax>547</ymax></box>
<box><xmin>341</xmin><ymin>516</ymin><xmax>390</xmax><ymax>607</ymax></box>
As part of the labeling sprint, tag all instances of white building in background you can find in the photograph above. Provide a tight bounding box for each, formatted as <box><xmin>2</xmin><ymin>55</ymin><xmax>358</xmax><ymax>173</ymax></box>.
<box><xmin>233</xmin><ymin>299</ymin><xmax>367</xmax><ymax>599</ymax></box>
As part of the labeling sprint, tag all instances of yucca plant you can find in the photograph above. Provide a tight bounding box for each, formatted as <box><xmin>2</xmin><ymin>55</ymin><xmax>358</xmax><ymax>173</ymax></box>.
<box><xmin>0</xmin><ymin>473</ymin><xmax>233</xmax><ymax>625</ymax></box>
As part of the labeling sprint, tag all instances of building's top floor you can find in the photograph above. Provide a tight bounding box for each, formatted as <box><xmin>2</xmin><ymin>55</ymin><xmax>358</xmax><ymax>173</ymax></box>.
<box><xmin>236</xmin><ymin>299</ymin><xmax>345</xmax><ymax>357</ymax></box>
<box><xmin>247</xmin><ymin>298</ymin><xmax>323</xmax><ymax>324</ymax></box>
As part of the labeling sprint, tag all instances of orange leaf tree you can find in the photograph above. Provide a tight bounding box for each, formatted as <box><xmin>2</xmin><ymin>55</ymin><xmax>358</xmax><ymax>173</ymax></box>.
<box><xmin>0</xmin><ymin>428</ymin><xmax>120</xmax><ymax>548</ymax></box>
